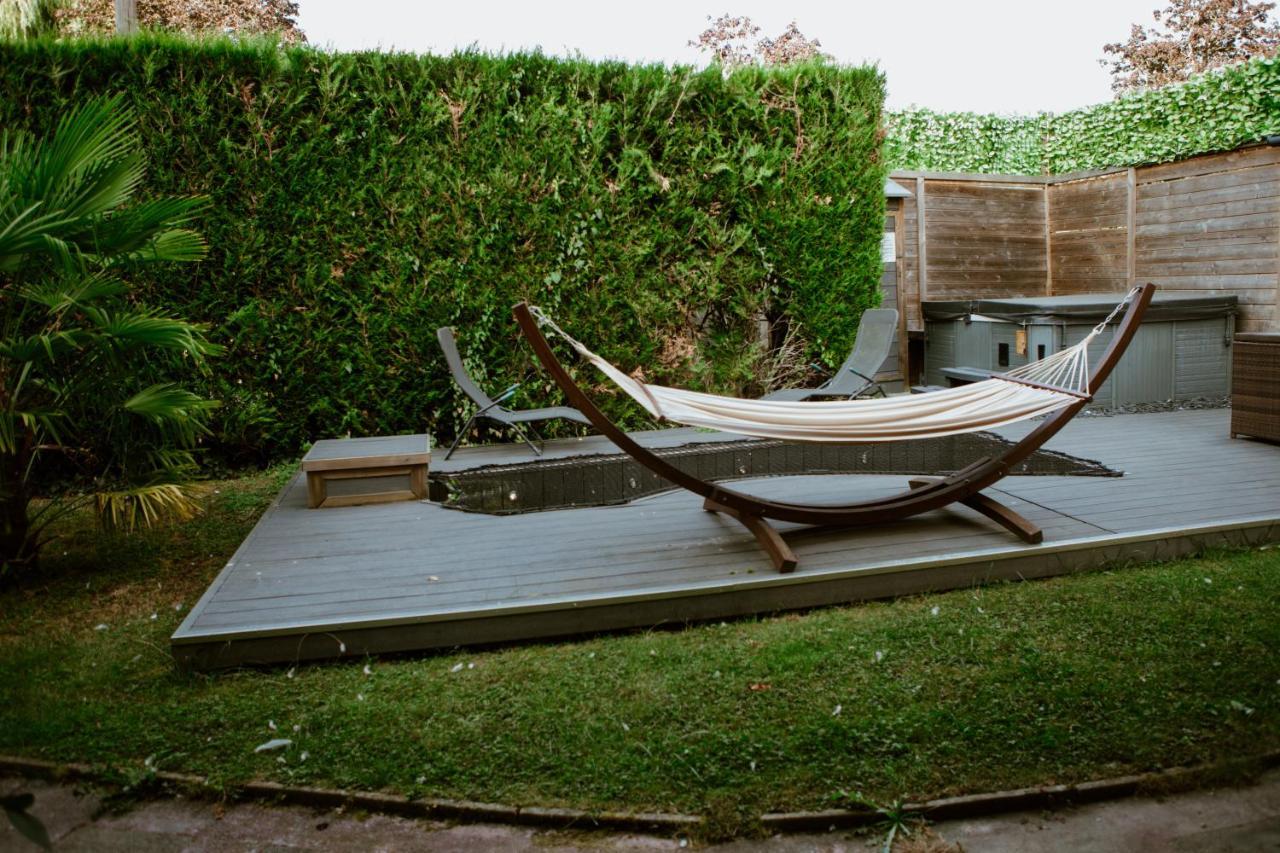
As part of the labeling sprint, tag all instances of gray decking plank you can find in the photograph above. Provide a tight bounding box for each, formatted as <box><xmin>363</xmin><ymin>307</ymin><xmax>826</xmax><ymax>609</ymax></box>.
<box><xmin>174</xmin><ymin>409</ymin><xmax>1280</xmax><ymax>664</ymax></box>
<box><xmin>200</xmin><ymin>515</ymin><xmax>1098</xmax><ymax>621</ymax></box>
<box><xmin>203</xmin><ymin>489</ymin><xmax>1079</xmax><ymax>594</ymax></box>
<box><xmin>198</xmin><ymin>507</ymin><xmax>1086</xmax><ymax>615</ymax></box>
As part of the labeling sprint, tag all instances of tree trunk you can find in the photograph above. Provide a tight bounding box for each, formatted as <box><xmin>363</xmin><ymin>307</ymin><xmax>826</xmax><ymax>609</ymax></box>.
<box><xmin>0</xmin><ymin>451</ymin><xmax>35</xmax><ymax>577</ymax></box>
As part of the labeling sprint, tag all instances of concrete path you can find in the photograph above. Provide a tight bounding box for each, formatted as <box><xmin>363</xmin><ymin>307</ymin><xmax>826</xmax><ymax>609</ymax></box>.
<box><xmin>3</xmin><ymin>769</ymin><xmax>1279</xmax><ymax>851</ymax></box>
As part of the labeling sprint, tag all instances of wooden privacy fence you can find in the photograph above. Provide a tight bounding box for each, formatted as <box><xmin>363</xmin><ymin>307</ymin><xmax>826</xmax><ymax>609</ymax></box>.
<box><xmin>884</xmin><ymin>142</ymin><xmax>1279</xmax><ymax>383</ymax></box>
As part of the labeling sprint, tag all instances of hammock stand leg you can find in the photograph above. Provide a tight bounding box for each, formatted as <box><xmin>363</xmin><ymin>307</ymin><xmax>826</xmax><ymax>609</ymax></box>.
<box><xmin>703</xmin><ymin>497</ymin><xmax>798</xmax><ymax>573</ymax></box>
<box><xmin>512</xmin><ymin>284</ymin><xmax>1154</xmax><ymax>573</ymax></box>
<box><xmin>909</xmin><ymin>478</ymin><xmax>1042</xmax><ymax>544</ymax></box>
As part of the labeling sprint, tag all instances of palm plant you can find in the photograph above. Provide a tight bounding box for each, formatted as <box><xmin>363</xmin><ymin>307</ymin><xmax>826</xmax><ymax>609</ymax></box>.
<box><xmin>0</xmin><ymin>95</ymin><xmax>221</xmax><ymax>577</ymax></box>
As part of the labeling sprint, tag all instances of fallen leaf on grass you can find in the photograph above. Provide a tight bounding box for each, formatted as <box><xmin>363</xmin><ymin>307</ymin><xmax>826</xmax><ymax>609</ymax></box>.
<box><xmin>254</xmin><ymin>738</ymin><xmax>292</xmax><ymax>753</ymax></box>
<box><xmin>748</xmin><ymin>683</ymin><xmax>771</xmax><ymax>692</ymax></box>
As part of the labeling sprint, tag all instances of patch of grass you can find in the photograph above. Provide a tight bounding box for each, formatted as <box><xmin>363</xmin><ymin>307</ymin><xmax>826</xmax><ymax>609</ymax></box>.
<box><xmin>0</xmin><ymin>470</ymin><xmax>1277</xmax><ymax>838</ymax></box>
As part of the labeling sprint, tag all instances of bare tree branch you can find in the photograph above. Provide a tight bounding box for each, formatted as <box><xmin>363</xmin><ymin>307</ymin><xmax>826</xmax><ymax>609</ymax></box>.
<box><xmin>690</xmin><ymin>14</ymin><xmax>826</xmax><ymax>69</ymax></box>
<box><xmin>1102</xmin><ymin>0</ymin><xmax>1279</xmax><ymax>94</ymax></box>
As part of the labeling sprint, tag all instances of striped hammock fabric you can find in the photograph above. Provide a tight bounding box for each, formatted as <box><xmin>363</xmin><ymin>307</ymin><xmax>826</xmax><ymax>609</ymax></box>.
<box><xmin>529</xmin><ymin>291</ymin><xmax>1133</xmax><ymax>444</ymax></box>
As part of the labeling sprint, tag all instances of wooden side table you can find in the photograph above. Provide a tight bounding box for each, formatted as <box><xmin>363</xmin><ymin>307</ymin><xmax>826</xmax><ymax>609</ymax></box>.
<box><xmin>302</xmin><ymin>434</ymin><xmax>431</xmax><ymax>508</ymax></box>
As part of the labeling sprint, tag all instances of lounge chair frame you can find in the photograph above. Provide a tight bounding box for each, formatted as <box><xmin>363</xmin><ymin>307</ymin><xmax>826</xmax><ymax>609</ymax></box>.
<box><xmin>512</xmin><ymin>284</ymin><xmax>1156</xmax><ymax>572</ymax></box>
<box><xmin>437</xmin><ymin>326</ymin><xmax>591</xmax><ymax>460</ymax></box>
<box><xmin>763</xmin><ymin>307</ymin><xmax>898</xmax><ymax>401</ymax></box>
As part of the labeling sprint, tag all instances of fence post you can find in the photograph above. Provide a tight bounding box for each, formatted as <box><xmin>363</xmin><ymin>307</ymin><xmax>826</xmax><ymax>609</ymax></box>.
<box><xmin>115</xmin><ymin>0</ymin><xmax>137</xmax><ymax>34</ymax></box>
<box><xmin>1125</xmin><ymin>167</ymin><xmax>1136</xmax><ymax>286</ymax></box>
<box><xmin>915</xmin><ymin>177</ymin><xmax>928</xmax><ymax>301</ymax></box>
<box><xmin>1043</xmin><ymin>182</ymin><xmax>1053</xmax><ymax>296</ymax></box>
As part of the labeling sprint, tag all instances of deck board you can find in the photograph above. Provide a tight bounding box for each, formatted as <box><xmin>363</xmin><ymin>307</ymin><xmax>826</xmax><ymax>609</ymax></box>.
<box><xmin>173</xmin><ymin>409</ymin><xmax>1280</xmax><ymax>667</ymax></box>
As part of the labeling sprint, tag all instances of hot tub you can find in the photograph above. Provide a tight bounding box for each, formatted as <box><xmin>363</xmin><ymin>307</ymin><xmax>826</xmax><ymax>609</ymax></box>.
<box><xmin>922</xmin><ymin>292</ymin><xmax>1238</xmax><ymax>407</ymax></box>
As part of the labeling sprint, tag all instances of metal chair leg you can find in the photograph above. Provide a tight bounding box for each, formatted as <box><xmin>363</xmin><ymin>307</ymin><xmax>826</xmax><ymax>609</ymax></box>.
<box><xmin>852</xmin><ymin>382</ymin><xmax>888</xmax><ymax>400</ymax></box>
<box><xmin>445</xmin><ymin>413</ymin><xmax>477</xmax><ymax>460</ymax></box>
<box><xmin>507</xmin><ymin>422</ymin><xmax>542</xmax><ymax>456</ymax></box>
<box><xmin>524</xmin><ymin>422</ymin><xmax>546</xmax><ymax>452</ymax></box>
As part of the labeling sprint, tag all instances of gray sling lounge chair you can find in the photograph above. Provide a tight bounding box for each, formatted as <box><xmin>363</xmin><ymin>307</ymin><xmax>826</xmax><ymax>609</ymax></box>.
<box><xmin>763</xmin><ymin>308</ymin><xmax>899</xmax><ymax>402</ymax></box>
<box><xmin>437</xmin><ymin>326</ymin><xmax>591</xmax><ymax>459</ymax></box>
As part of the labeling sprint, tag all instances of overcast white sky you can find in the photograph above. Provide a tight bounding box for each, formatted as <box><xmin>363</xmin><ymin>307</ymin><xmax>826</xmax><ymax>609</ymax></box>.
<box><xmin>296</xmin><ymin>0</ymin><xmax>1165</xmax><ymax>114</ymax></box>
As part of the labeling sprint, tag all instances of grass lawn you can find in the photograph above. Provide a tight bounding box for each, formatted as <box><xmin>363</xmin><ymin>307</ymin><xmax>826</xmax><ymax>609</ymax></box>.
<box><xmin>1</xmin><ymin>467</ymin><xmax>1278</xmax><ymax>836</ymax></box>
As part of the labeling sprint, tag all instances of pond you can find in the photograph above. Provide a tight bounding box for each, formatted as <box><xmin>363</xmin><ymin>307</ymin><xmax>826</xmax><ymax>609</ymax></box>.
<box><xmin>430</xmin><ymin>431</ymin><xmax>1118</xmax><ymax>514</ymax></box>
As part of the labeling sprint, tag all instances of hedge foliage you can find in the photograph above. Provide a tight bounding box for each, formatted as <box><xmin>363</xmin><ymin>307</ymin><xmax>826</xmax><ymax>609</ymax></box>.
<box><xmin>886</xmin><ymin>55</ymin><xmax>1279</xmax><ymax>174</ymax></box>
<box><xmin>0</xmin><ymin>37</ymin><xmax>887</xmax><ymax>461</ymax></box>
<box><xmin>885</xmin><ymin>111</ymin><xmax>1046</xmax><ymax>174</ymax></box>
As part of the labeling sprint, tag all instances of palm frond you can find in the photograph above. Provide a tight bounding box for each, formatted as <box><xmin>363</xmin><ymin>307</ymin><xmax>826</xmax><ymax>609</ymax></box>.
<box><xmin>0</xmin><ymin>202</ymin><xmax>67</xmax><ymax>271</ymax></box>
<box><xmin>58</xmin><ymin>152</ymin><xmax>147</xmax><ymax>229</ymax></box>
<box><xmin>0</xmin><ymin>329</ymin><xmax>90</xmax><ymax>363</ymax></box>
<box><xmin>122</xmin><ymin>383</ymin><xmax>219</xmax><ymax>445</ymax></box>
<box><xmin>35</xmin><ymin>230</ymin><xmax>80</xmax><ymax>271</ymax></box>
<box><xmin>27</xmin><ymin>96</ymin><xmax>140</xmax><ymax>216</ymax></box>
<box><xmin>95</xmin><ymin>311</ymin><xmax>223</xmax><ymax>359</ymax></box>
<box><xmin>95</xmin><ymin>482</ymin><xmax>205</xmax><ymax>533</ymax></box>
<box><xmin>86</xmin><ymin>195</ymin><xmax>210</xmax><ymax>263</ymax></box>
<box><xmin>143</xmin><ymin>447</ymin><xmax>201</xmax><ymax>477</ymax></box>
<box><xmin>0</xmin><ymin>97</ymin><xmax>152</xmax><ymax>272</ymax></box>
<box><xmin>94</xmin><ymin>197</ymin><xmax>209</xmax><ymax>253</ymax></box>
<box><xmin>124</xmin><ymin>227</ymin><xmax>209</xmax><ymax>264</ymax></box>
<box><xmin>0</xmin><ymin>408</ymin><xmax>63</xmax><ymax>456</ymax></box>
<box><xmin>17</xmin><ymin>272</ymin><xmax>127</xmax><ymax>311</ymax></box>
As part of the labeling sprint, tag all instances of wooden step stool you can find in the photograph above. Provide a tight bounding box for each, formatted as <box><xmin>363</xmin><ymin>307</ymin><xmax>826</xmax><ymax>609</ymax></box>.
<box><xmin>302</xmin><ymin>434</ymin><xmax>431</xmax><ymax>509</ymax></box>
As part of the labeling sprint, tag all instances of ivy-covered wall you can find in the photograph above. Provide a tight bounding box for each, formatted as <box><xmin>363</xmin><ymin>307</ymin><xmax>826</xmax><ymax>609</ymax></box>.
<box><xmin>886</xmin><ymin>55</ymin><xmax>1279</xmax><ymax>174</ymax></box>
<box><xmin>0</xmin><ymin>38</ymin><xmax>887</xmax><ymax>462</ymax></box>
<box><xmin>886</xmin><ymin>111</ymin><xmax>1047</xmax><ymax>174</ymax></box>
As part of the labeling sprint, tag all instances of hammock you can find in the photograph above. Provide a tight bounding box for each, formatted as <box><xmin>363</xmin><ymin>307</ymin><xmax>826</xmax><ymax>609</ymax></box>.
<box><xmin>514</xmin><ymin>284</ymin><xmax>1156</xmax><ymax>571</ymax></box>
<box><xmin>527</xmin><ymin>289</ymin><xmax>1135</xmax><ymax>445</ymax></box>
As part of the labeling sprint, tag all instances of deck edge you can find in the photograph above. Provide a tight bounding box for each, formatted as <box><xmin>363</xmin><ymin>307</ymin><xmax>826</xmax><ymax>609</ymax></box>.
<box><xmin>171</xmin><ymin>514</ymin><xmax>1280</xmax><ymax>667</ymax></box>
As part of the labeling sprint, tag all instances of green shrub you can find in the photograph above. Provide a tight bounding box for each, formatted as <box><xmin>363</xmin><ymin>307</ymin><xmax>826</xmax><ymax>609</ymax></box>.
<box><xmin>886</xmin><ymin>55</ymin><xmax>1279</xmax><ymax>175</ymax></box>
<box><xmin>0</xmin><ymin>37</ymin><xmax>888</xmax><ymax>461</ymax></box>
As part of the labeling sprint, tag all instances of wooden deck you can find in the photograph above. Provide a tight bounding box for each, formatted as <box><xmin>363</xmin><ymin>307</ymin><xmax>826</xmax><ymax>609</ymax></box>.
<box><xmin>172</xmin><ymin>409</ymin><xmax>1280</xmax><ymax>668</ymax></box>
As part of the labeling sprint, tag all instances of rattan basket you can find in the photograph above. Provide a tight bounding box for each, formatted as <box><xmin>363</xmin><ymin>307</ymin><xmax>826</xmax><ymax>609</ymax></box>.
<box><xmin>1232</xmin><ymin>333</ymin><xmax>1280</xmax><ymax>442</ymax></box>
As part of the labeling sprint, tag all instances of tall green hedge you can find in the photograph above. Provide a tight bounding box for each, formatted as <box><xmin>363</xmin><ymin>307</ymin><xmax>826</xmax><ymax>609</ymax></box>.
<box><xmin>0</xmin><ymin>37</ymin><xmax>887</xmax><ymax>462</ymax></box>
<box><xmin>887</xmin><ymin>56</ymin><xmax>1279</xmax><ymax>174</ymax></box>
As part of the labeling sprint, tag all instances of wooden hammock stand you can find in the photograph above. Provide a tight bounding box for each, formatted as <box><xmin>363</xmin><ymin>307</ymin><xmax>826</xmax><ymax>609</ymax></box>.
<box><xmin>512</xmin><ymin>283</ymin><xmax>1156</xmax><ymax>572</ymax></box>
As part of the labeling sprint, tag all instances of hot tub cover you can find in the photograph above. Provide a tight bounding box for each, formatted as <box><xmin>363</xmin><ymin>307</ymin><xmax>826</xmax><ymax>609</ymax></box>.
<box><xmin>923</xmin><ymin>292</ymin><xmax>1237</xmax><ymax>323</ymax></box>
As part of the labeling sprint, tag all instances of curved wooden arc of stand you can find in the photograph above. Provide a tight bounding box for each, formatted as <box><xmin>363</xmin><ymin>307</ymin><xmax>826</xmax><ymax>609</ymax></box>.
<box><xmin>512</xmin><ymin>283</ymin><xmax>1156</xmax><ymax>573</ymax></box>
